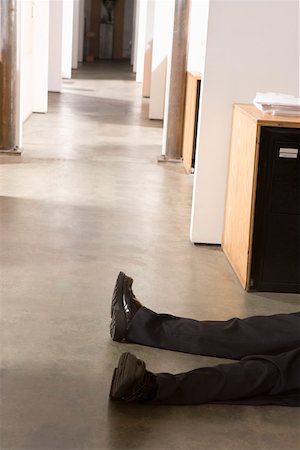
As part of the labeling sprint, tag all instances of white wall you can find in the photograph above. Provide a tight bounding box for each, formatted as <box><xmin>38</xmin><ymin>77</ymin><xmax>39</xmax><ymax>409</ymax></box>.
<box><xmin>72</xmin><ymin>0</ymin><xmax>80</xmax><ymax>69</ymax></box>
<box><xmin>145</xmin><ymin>0</ymin><xmax>155</xmax><ymax>47</ymax></box>
<box><xmin>135</xmin><ymin>0</ymin><xmax>147</xmax><ymax>82</ymax></box>
<box><xmin>16</xmin><ymin>0</ymin><xmax>23</xmax><ymax>148</ymax></box>
<box><xmin>187</xmin><ymin>0</ymin><xmax>209</xmax><ymax>73</ymax></box>
<box><xmin>132</xmin><ymin>0</ymin><xmax>139</xmax><ymax>70</ymax></box>
<box><xmin>149</xmin><ymin>0</ymin><xmax>175</xmax><ymax>120</ymax></box>
<box><xmin>20</xmin><ymin>0</ymin><xmax>34</xmax><ymax>121</ymax></box>
<box><xmin>62</xmin><ymin>0</ymin><xmax>74</xmax><ymax>78</ymax></box>
<box><xmin>21</xmin><ymin>0</ymin><xmax>50</xmax><ymax>117</ymax></box>
<box><xmin>32</xmin><ymin>0</ymin><xmax>50</xmax><ymax>112</ymax></box>
<box><xmin>190</xmin><ymin>0</ymin><xmax>300</xmax><ymax>244</ymax></box>
<box><xmin>48</xmin><ymin>0</ymin><xmax>63</xmax><ymax>92</ymax></box>
<box><xmin>142</xmin><ymin>0</ymin><xmax>155</xmax><ymax>96</ymax></box>
<box><xmin>17</xmin><ymin>0</ymin><xmax>50</xmax><ymax>148</ymax></box>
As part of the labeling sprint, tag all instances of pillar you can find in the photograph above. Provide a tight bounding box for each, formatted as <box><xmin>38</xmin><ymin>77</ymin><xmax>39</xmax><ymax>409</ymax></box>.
<box><xmin>162</xmin><ymin>0</ymin><xmax>190</xmax><ymax>160</ymax></box>
<box><xmin>0</xmin><ymin>0</ymin><xmax>18</xmax><ymax>152</ymax></box>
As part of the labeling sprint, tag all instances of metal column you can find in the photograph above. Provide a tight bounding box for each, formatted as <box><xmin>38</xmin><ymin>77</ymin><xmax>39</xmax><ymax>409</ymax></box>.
<box><xmin>162</xmin><ymin>0</ymin><xmax>190</xmax><ymax>161</ymax></box>
<box><xmin>0</xmin><ymin>0</ymin><xmax>18</xmax><ymax>152</ymax></box>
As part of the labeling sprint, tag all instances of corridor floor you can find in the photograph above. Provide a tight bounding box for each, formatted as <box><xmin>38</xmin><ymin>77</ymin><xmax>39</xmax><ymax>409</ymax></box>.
<box><xmin>1</xmin><ymin>61</ymin><xmax>299</xmax><ymax>450</ymax></box>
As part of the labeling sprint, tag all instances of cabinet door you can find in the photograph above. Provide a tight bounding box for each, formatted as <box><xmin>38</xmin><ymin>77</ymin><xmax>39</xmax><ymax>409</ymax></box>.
<box><xmin>251</xmin><ymin>127</ymin><xmax>300</xmax><ymax>293</ymax></box>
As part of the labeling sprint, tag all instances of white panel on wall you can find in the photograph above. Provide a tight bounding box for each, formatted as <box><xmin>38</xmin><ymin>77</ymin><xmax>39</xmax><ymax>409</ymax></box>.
<box><xmin>130</xmin><ymin>0</ymin><xmax>136</xmax><ymax>65</ymax></box>
<box><xmin>187</xmin><ymin>0</ymin><xmax>209</xmax><ymax>73</ymax></box>
<box><xmin>72</xmin><ymin>0</ymin><xmax>80</xmax><ymax>69</ymax></box>
<box><xmin>190</xmin><ymin>0</ymin><xmax>300</xmax><ymax>244</ymax></box>
<box><xmin>135</xmin><ymin>0</ymin><xmax>147</xmax><ymax>82</ymax></box>
<box><xmin>48</xmin><ymin>0</ymin><xmax>63</xmax><ymax>92</ymax></box>
<box><xmin>16</xmin><ymin>0</ymin><xmax>22</xmax><ymax>148</ymax></box>
<box><xmin>145</xmin><ymin>0</ymin><xmax>155</xmax><ymax>45</ymax></box>
<box><xmin>32</xmin><ymin>0</ymin><xmax>50</xmax><ymax>113</ymax></box>
<box><xmin>142</xmin><ymin>0</ymin><xmax>155</xmax><ymax>97</ymax></box>
<box><xmin>149</xmin><ymin>0</ymin><xmax>175</xmax><ymax>120</ymax></box>
<box><xmin>20</xmin><ymin>0</ymin><xmax>34</xmax><ymax>121</ymax></box>
<box><xmin>132</xmin><ymin>0</ymin><xmax>139</xmax><ymax>71</ymax></box>
<box><xmin>62</xmin><ymin>0</ymin><xmax>74</xmax><ymax>78</ymax></box>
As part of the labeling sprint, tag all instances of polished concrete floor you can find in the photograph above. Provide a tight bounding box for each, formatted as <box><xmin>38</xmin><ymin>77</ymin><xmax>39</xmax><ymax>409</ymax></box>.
<box><xmin>1</xmin><ymin>61</ymin><xmax>299</xmax><ymax>450</ymax></box>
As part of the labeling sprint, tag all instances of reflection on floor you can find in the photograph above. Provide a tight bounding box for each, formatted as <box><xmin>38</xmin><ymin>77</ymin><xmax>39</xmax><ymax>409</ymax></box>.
<box><xmin>1</xmin><ymin>61</ymin><xmax>299</xmax><ymax>450</ymax></box>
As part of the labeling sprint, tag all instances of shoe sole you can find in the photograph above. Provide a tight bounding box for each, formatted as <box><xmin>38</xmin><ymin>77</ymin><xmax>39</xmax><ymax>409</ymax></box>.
<box><xmin>110</xmin><ymin>352</ymin><xmax>145</xmax><ymax>400</ymax></box>
<box><xmin>110</xmin><ymin>272</ymin><xmax>132</xmax><ymax>341</ymax></box>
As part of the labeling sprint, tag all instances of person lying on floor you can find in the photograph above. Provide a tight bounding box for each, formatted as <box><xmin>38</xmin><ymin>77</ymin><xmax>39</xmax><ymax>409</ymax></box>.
<box><xmin>109</xmin><ymin>272</ymin><xmax>300</xmax><ymax>406</ymax></box>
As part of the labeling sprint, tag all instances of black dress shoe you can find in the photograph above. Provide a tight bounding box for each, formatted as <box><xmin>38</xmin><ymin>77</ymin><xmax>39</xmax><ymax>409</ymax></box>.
<box><xmin>110</xmin><ymin>271</ymin><xmax>142</xmax><ymax>341</ymax></box>
<box><xmin>110</xmin><ymin>352</ymin><xmax>157</xmax><ymax>402</ymax></box>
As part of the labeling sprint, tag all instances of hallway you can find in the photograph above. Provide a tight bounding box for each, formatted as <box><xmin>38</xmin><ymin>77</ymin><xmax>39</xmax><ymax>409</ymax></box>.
<box><xmin>1</xmin><ymin>62</ymin><xmax>299</xmax><ymax>450</ymax></box>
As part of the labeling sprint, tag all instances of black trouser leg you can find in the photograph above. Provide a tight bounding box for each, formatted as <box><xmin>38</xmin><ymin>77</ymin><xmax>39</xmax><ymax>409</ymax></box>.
<box><xmin>151</xmin><ymin>348</ymin><xmax>300</xmax><ymax>406</ymax></box>
<box><xmin>126</xmin><ymin>307</ymin><xmax>300</xmax><ymax>359</ymax></box>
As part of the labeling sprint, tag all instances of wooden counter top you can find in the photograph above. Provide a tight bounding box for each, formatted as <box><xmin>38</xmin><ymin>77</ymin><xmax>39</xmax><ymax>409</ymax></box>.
<box><xmin>234</xmin><ymin>104</ymin><xmax>300</xmax><ymax>128</ymax></box>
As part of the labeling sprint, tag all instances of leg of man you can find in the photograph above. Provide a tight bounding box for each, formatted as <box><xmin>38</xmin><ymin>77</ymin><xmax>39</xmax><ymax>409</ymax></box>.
<box><xmin>153</xmin><ymin>347</ymin><xmax>300</xmax><ymax>406</ymax></box>
<box><xmin>110</xmin><ymin>348</ymin><xmax>300</xmax><ymax>406</ymax></box>
<box><xmin>110</xmin><ymin>272</ymin><xmax>300</xmax><ymax>359</ymax></box>
<box><xmin>126</xmin><ymin>307</ymin><xmax>300</xmax><ymax>359</ymax></box>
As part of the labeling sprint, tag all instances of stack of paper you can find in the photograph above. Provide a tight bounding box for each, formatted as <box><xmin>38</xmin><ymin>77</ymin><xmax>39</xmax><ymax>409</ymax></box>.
<box><xmin>253</xmin><ymin>93</ymin><xmax>300</xmax><ymax>116</ymax></box>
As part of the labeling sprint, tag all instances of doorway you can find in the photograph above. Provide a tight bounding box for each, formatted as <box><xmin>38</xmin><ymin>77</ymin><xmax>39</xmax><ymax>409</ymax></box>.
<box><xmin>84</xmin><ymin>0</ymin><xmax>134</xmax><ymax>63</ymax></box>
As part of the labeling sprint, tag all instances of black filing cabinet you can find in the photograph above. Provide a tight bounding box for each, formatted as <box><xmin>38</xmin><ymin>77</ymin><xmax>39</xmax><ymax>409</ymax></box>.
<box><xmin>250</xmin><ymin>127</ymin><xmax>300</xmax><ymax>293</ymax></box>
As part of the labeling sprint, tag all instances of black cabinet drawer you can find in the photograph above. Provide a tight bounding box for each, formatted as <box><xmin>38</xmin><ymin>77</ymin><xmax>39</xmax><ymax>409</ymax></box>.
<box><xmin>251</xmin><ymin>127</ymin><xmax>300</xmax><ymax>292</ymax></box>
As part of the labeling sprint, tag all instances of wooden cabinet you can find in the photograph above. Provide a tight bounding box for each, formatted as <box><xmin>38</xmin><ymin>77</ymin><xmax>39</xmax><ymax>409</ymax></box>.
<box><xmin>182</xmin><ymin>72</ymin><xmax>201</xmax><ymax>173</ymax></box>
<box><xmin>222</xmin><ymin>104</ymin><xmax>300</xmax><ymax>292</ymax></box>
